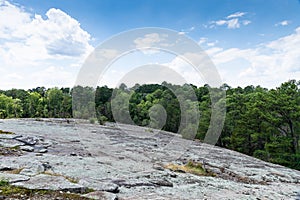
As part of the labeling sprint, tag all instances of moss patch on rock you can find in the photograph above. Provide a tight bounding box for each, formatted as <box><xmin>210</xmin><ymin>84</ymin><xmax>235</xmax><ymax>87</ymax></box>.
<box><xmin>0</xmin><ymin>130</ymin><xmax>14</xmax><ymax>134</ymax></box>
<box><xmin>0</xmin><ymin>179</ymin><xmax>92</xmax><ymax>200</ymax></box>
<box><xmin>165</xmin><ymin>160</ymin><xmax>216</xmax><ymax>177</ymax></box>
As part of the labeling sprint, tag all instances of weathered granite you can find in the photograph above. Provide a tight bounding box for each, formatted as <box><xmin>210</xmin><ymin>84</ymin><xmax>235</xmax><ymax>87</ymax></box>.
<box><xmin>12</xmin><ymin>174</ymin><xmax>87</xmax><ymax>193</ymax></box>
<box><xmin>0</xmin><ymin>119</ymin><xmax>299</xmax><ymax>199</ymax></box>
<box><xmin>81</xmin><ymin>191</ymin><xmax>118</xmax><ymax>200</ymax></box>
<box><xmin>0</xmin><ymin>172</ymin><xmax>30</xmax><ymax>183</ymax></box>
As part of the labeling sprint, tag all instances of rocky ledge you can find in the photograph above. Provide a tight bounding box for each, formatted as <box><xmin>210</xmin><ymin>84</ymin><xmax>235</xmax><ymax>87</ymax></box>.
<box><xmin>0</xmin><ymin>119</ymin><xmax>300</xmax><ymax>200</ymax></box>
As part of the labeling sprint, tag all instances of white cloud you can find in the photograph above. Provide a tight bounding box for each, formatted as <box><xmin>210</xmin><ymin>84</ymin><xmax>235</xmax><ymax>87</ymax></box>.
<box><xmin>242</xmin><ymin>20</ymin><xmax>251</xmax><ymax>25</ymax></box>
<box><xmin>275</xmin><ymin>20</ymin><xmax>291</xmax><ymax>26</ymax></box>
<box><xmin>227</xmin><ymin>18</ymin><xmax>240</xmax><ymax>29</ymax></box>
<box><xmin>133</xmin><ymin>33</ymin><xmax>171</xmax><ymax>54</ymax></box>
<box><xmin>215</xmin><ymin>20</ymin><xmax>227</xmax><ymax>26</ymax></box>
<box><xmin>207</xmin><ymin>26</ymin><xmax>300</xmax><ymax>88</ymax></box>
<box><xmin>212</xmin><ymin>18</ymin><xmax>241</xmax><ymax>29</ymax></box>
<box><xmin>178</xmin><ymin>26</ymin><xmax>195</xmax><ymax>35</ymax></box>
<box><xmin>134</xmin><ymin>33</ymin><xmax>164</xmax><ymax>49</ymax></box>
<box><xmin>0</xmin><ymin>1</ymin><xmax>94</xmax><ymax>89</ymax></box>
<box><xmin>164</xmin><ymin>56</ymin><xmax>205</xmax><ymax>86</ymax></box>
<box><xmin>205</xmin><ymin>47</ymin><xmax>223</xmax><ymax>55</ymax></box>
<box><xmin>209</xmin><ymin>12</ymin><xmax>250</xmax><ymax>29</ymax></box>
<box><xmin>163</xmin><ymin>26</ymin><xmax>300</xmax><ymax>88</ymax></box>
<box><xmin>31</xmin><ymin>66</ymin><xmax>74</xmax><ymax>87</ymax></box>
<box><xmin>226</xmin><ymin>12</ymin><xmax>246</xmax><ymax>19</ymax></box>
<box><xmin>198</xmin><ymin>37</ymin><xmax>207</xmax><ymax>45</ymax></box>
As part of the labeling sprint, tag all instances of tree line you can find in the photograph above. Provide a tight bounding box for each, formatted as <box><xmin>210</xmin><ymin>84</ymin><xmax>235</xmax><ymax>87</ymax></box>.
<box><xmin>0</xmin><ymin>80</ymin><xmax>299</xmax><ymax>170</ymax></box>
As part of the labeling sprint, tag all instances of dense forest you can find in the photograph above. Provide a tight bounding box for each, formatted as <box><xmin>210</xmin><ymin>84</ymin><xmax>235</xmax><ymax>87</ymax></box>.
<box><xmin>0</xmin><ymin>80</ymin><xmax>299</xmax><ymax>170</ymax></box>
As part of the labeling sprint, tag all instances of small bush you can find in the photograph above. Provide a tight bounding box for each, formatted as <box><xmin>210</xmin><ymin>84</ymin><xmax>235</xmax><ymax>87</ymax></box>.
<box><xmin>89</xmin><ymin>118</ymin><xmax>97</xmax><ymax>124</ymax></box>
<box><xmin>98</xmin><ymin>116</ymin><xmax>108</xmax><ymax>125</ymax></box>
<box><xmin>253</xmin><ymin>150</ymin><xmax>269</xmax><ymax>161</ymax></box>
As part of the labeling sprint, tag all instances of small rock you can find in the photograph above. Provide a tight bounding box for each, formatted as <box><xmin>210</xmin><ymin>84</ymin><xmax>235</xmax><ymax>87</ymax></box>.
<box><xmin>16</xmin><ymin>136</ymin><xmax>38</xmax><ymax>146</ymax></box>
<box><xmin>82</xmin><ymin>191</ymin><xmax>118</xmax><ymax>200</ymax></box>
<box><xmin>70</xmin><ymin>152</ymin><xmax>77</xmax><ymax>156</ymax></box>
<box><xmin>153</xmin><ymin>164</ymin><xmax>164</xmax><ymax>171</ymax></box>
<box><xmin>150</xmin><ymin>179</ymin><xmax>173</xmax><ymax>187</ymax></box>
<box><xmin>42</xmin><ymin>162</ymin><xmax>52</xmax><ymax>171</ymax></box>
<box><xmin>20</xmin><ymin>145</ymin><xmax>34</xmax><ymax>152</ymax></box>
<box><xmin>169</xmin><ymin>173</ymin><xmax>177</xmax><ymax>178</ymax></box>
<box><xmin>70</xmin><ymin>140</ymin><xmax>80</xmax><ymax>143</ymax></box>
<box><xmin>38</xmin><ymin>148</ymin><xmax>48</xmax><ymax>153</ymax></box>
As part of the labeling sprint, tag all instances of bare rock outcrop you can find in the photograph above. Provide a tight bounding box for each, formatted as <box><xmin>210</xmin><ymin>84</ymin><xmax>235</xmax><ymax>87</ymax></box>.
<box><xmin>0</xmin><ymin>119</ymin><xmax>300</xmax><ymax>199</ymax></box>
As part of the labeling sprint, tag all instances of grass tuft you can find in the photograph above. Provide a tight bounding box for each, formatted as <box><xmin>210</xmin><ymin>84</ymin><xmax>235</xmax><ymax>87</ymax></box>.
<box><xmin>0</xmin><ymin>130</ymin><xmax>15</xmax><ymax>134</ymax></box>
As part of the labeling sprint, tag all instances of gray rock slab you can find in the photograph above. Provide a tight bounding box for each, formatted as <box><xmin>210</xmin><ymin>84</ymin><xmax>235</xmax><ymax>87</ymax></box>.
<box><xmin>19</xmin><ymin>165</ymin><xmax>45</xmax><ymax>176</ymax></box>
<box><xmin>16</xmin><ymin>136</ymin><xmax>39</xmax><ymax>145</ymax></box>
<box><xmin>0</xmin><ymin>139</ymin><xmax>24</xmax><ymax>148</ymax></box>
<box><xmin>0</xmin><ymin>172</ymin><xmax>30</xmax><ymax>183</ymax></box>
<box><xmin>81</xmin><ymin>191</ymin><xmax>118</xmax><ymax>200</ymax></box>
<box><xmin>12</xmin><ymin>174</ymin><xmax>87</xmax><ymax>193</ymax></box>
<box><xmin>37</xmin><ymin>148</ymin><xmax>48</xmax><ymax>153</ymax></box>
<box><xmin>79</xmin><ymin>179</ymin><xmax>119</xmax><ymax>193</ymax></box>
<box><xmin>20</xmin><ymin>145</ymin><xmax>34</xmax><ymax>152</ymax></box>
<box><xmin>0</xmin><ymin>119</ymin><xmax>299</xmax><ymax>199</ymax></box>
<box><xmin>0</xmin><ymin>134</ymin><xmax>20</xmax><ymax>140</ymax></box>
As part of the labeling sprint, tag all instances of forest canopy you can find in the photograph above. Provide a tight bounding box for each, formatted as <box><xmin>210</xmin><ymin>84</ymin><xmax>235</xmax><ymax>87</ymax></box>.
<box><xmin>0</xmin><ymin>80</ymin><xmax>299</xmax><ymax>171</ymax></box>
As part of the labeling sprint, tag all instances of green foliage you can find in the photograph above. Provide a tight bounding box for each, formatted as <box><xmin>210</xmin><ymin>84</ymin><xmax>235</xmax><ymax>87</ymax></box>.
<box><xmin>89</xmin><ymin>117</ymin><xmax>97</xmax><ymax>124</ymax></box>
<box><xmin>253</xmin><ymin>150</ymin><xmax>269</xmax><ymax>161</ymax></box>
<box><xmin>98</xmin><ymin>115</ymin><xmax>108</xmax><ymax>125</ymax></box>
<box><xmin>0</xmin><ymin>80</ymin><xmax>300</xmax><ymax>170</ymax></box>
<box><xmin>0</xmin><ymin>179</ymin><xmax>9</xmax><ymax>187</ymax></box>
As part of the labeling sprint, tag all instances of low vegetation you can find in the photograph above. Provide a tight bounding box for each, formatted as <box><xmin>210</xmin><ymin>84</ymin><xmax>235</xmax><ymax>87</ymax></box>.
<box><xmin>0</xmin><ymin>179</ymin><xmax>91</xmax><ymax>199</ymax></box>
<box><xmin>165</xmin><ymin>160</ymin><xmax>215</xmax><ymax>176</ymax></box>
<box><xmin>0</xmin><ymin>130</ymin><xmax>14</xmax><ymax>134</ymax></box>
<box><xmin>0</xmin><ymin>146</ymin><xmax>22</xmax><ymax>156</ymax></box>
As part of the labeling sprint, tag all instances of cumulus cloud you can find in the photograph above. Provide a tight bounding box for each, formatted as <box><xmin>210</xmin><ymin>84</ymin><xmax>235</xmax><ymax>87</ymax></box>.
<box><xmin>164</xmin><ymin>26</ymin><xmax>300</xmax><ymax>88</ymax></box>
<box><xmin>0</xmin><ymin>5</ymin><xmax>93</xmax><ymax>58</ymax></box>
<box><xmin>209</xmin><ymin>12</ymin><xmax>251</xmax><ymax>29</ymax></box>
<box><xmin>0</xmin><ymin>1</ymin><xmax>94</xmax><ymax>89</ymax></box>
<box><xmin>207</xmin><ymin>27</ymin><xmax>300</xmax><ymax>88</ymax></box>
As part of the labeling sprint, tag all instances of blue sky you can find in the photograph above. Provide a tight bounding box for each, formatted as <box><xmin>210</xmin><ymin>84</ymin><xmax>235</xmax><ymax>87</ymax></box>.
<box><xmin>1</xmin><ymin>0</ymin><xmax>300</xmax><ymax>89</ymax></box>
